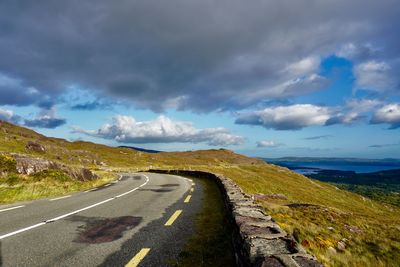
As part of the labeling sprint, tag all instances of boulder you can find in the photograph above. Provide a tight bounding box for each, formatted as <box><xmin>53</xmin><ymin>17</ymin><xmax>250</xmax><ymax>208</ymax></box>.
<box><xmin>26</xmin><ymin>141</ymin><xmax>46</xmax><ymax>153</ymax></box>
<box><xmin>12</xmin><ymin>154</ymin><xmax>57</xmax><ymax>175</ymax></box>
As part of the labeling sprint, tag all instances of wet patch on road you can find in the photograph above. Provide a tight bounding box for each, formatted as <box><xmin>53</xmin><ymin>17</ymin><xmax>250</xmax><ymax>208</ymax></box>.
<box><xmin>139</xmin><ymin>183</ymin><xmax>179</xmax><ymax>193</ymax></box>
<box><xmin>139</xmin><ymin>188</ymin><xmax>175</xmax><ymax>193</ymax></box>
<box><xmin>159</xmin><ymin>184</ymin><xmax>179</xmax><ymax>187</ymax></box>
<box><xmin>71</xmin><ymin>215</ymin><xmax>142</xmax><ymax>244</ymax></box>
<box><xmin>133</xmin><ymin>175</ymin><xmax>142</xmax><ymax>180</ymax></box>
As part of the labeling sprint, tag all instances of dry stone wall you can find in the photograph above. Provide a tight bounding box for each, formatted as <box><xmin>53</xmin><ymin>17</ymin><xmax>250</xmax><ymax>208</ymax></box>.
<box><xmin>150</xmin><ymin>169</ymin><xmax>323</xmax><ymax>267</ymax></box>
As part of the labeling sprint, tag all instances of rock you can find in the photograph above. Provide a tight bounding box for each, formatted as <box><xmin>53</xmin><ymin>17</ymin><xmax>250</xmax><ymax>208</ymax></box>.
<box><xmin>327</xmin><ymin>246</ymin><xmax>337</xmax><ymax>254</ymax></box>
<box><xmin>12</xmin><ymin>154</ymin><xmax>58</xmax><ymax>175</ymax></box>
<box><xmin>327</xmin><ymin>226</ymin><xmax>335</xmax><ymax>231</ymax></box>
<box><xmin>11</xmin><ymin>154</ymin><xmax>98</xmax><ymax>181</ymax></box>
<box><xmin>26</xmin><ymin>141</ymin><xmax>46</xmax><ymax>153</ymax></box>
<box><xmin>80</xmin><ymin>168</ymin><xmax>98</xmax><ymax>181</ymax></box>
<box><xmin>344</xmin><ymin>224</ymin><xmax>362</xmax><ymax>233</ymax></box>
<box><xmin>258</xmin><ymin>257</ymin><xmax>285</xmax><ymax>267</ymax></box>
<box><xmin>337</xmin><ymin>241</ymin><xmax>346</xmax><ymax>251</ymax></box>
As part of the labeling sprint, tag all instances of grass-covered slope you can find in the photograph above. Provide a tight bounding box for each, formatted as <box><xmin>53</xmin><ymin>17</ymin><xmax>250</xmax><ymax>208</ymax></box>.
<box><xmin>1</xmin><ymin>120</ymin><xmax>399</xmax><ymax>266</ymax></box>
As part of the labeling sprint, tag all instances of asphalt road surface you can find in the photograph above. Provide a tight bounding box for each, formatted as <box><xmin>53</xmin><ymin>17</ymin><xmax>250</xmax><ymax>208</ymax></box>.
<box><xmin>0</xmin><ymin>172</ymin><xmax>202</xmax><ymax>267</ymax></box>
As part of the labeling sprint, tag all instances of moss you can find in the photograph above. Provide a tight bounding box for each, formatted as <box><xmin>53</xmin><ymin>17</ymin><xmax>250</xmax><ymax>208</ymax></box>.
<box><xmin>171</xmin><ymin>175</ymin><xmax>236</xmax><ymax>267</ymax></box>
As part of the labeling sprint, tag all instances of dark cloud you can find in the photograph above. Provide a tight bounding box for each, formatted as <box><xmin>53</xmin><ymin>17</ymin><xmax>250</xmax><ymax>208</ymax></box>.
<box><xmin>24</xmin><ymin>117</ymin><xmax>66</xmax><ymax>129</ymax></box>
<box><xmin>369</xmin><ymin>143</ymin><xmax>399</xmax><ymax>148</ymax></box>
<box><xmin>0</xmin><ymin>0</ymin><xmax>399</xmax><ymax>111</ymax></box>
<box><xmin>23</xmin><ymin>106</ymin><xmax>67</xmax><ymax>129</ymax></box>
<box><xmin>303</xmin><ymin>135</ymin><xmax>333</xmax><ymax>140</ymax></box>
<box><xmin>71</xmin><ymin>101</ymin><xmax>111</xmax><ymax>111</ymax></box>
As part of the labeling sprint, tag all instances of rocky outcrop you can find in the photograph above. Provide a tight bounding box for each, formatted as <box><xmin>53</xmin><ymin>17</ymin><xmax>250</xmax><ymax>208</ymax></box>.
<box><xmin>26</xmin><ymin>141</ymin><xmax>46</xmax><ymax>153</ymax></box>
<box><xmin>10</xmin><ymin>153</ymin><xmax>98</xmax><ymax>181</ymax></box>
<box><xmin>151</xmin><ymin>170</ymin><xmax>323</xmax><ymax>267</ymax></box>
<box><xmin>12</xmin><ymin>154</ymin><xmax>58</xmax><ymax>175</ymax></box>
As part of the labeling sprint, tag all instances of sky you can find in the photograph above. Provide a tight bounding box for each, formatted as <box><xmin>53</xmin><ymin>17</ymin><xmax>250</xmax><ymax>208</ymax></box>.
<box><xmin>0</xmin><ymin>0</ymin><xmax>399</xmax><ymax>159</ymax></box>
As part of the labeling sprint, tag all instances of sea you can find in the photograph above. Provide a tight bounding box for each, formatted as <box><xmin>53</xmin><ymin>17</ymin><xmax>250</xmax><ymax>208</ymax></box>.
<box><xmin>265</xmin><ymin>159</ymin><xmax>400</xmax><ymax>174</ymax></box>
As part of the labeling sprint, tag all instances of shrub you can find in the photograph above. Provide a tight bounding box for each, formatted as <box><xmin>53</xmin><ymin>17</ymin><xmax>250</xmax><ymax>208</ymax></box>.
<box><xmin>0</xmin><ymin>154</ymin><xmax>17</xmax><ymax>173</ymax></box>
<box><xmin>4</xmin><ymin>173</ymin><xmax>21</xmax><ymax>185</ymax></box>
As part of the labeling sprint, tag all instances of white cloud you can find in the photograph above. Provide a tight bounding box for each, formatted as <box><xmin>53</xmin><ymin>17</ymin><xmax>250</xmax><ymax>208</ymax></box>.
<box><xmin>236</xmin><ymin>104</ymin><xmax>331</xmax><ymax>130</ymax></box>
<box><xmin>256</xmin><ymin>140</ymin><xmax>283</xmax><ymax>148</ymax></box>
<box><xmin>354</xmin><ymin>61</ymin><xmax>397</xmax><ymax>92</ymax></box>
<box><xmin>0</xmin><ymin>107</ymin><xmax>21</xmax><ymax>123</ymax></box>
<box><xmin>285</xmin><ymin>57</ymin><xmax>320</xmax><ymax>76</ymax></box>
<box><xmin>74</xmin><ymin>115</ymin><xmax>244</xmax><ymax>146</ymax></box>
<box><xmin>371</xmin><ymin>103</ymin><xmax>400</xmax><ymax>129</ymax></box>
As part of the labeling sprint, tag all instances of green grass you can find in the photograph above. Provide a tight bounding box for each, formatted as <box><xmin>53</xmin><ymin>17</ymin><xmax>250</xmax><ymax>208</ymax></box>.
<box><xmin>169</xmin><ymin>175</ymin><xmax>236</xmax><ymax>267</ymax></box>
<box><xmin>0</xmin><ymin>170</ymin><xmax>117</xmax><ymax>203</ymax></box>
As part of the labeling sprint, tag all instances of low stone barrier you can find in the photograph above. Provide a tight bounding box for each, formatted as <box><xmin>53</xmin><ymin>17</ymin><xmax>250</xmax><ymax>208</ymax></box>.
<box><xmin>150</xmin><ymin>169</ymin><xmax>323</xmax><ymax>267</ymax></box>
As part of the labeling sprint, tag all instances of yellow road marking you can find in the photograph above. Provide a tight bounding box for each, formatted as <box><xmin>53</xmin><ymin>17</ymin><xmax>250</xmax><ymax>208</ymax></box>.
<box><xmin>190</xmin><ymin>188</ymin><xmax>194</xmax><ymax>192</ymax></box>
<box><xmin>184</xmin><ymin>195</ymin><xmax>192</xmax><ymax>203</ymax></box>
<box><xmin>125</xmin><ymin>248</ymin><xmax>151</xmax><ymax>267</ymax></box>
<box><xmin>165</xmin><ymin>210</ymin><xmax>182</xmax><ymax>226</ymax></box>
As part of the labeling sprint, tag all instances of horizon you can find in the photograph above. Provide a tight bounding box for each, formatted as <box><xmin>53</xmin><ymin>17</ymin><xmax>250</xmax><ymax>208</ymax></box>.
<box><xmin>0</xmin><ymin>1</ymin><xmax>399</xmax><ymax>159</ymax></box>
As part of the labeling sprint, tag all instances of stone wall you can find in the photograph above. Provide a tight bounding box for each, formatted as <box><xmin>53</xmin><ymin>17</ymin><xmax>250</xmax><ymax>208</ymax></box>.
<box><xmin>150</xmin><ymin>169</ymin><xmax>323</xmax><ymax>267</ymax></box>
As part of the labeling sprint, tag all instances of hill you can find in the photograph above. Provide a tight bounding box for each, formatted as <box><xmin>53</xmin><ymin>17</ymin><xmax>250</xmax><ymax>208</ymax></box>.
<box><xmin>0</xmin><ymin>120</ymin><xmax>399</xmax><ymax>266</ymax></box>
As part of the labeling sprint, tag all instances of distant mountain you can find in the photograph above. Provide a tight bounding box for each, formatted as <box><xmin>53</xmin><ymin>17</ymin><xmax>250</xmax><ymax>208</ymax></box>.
<box><xmin>118</xmin><ymin>146</ymin><xmax>161</xmax><ymax>153</ymax></box>
<box><xmin>261</xmin><ymin>157</ymin><xmax>400</xmax><ymax>165</ymax></box>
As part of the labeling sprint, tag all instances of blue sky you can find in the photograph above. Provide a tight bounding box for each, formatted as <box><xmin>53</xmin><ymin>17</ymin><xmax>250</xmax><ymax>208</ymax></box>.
<box><xmin>0</xmin><ymin>1</ymin><xmax>399</xmax><ymax>159</ymax></box>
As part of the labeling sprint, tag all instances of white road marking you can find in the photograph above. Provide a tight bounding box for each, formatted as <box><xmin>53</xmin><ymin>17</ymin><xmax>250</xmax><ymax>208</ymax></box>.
<box><xmin>49</xmin><ymin>195</ymin><xmax>71</xmax><ymax>201</ymax></box>
<box><xmin>83</xmin><ymin>188</ymin><xmax>96</xmax><ymax>193</ymax></box>
<box><xmin>0</xmin><ymin>174</ymin><xmax>150</xmax><ymax>240</ymax></box>
<box><xmin>0</xmin><ymin>205</ymin><xmax>25</xmax><ymax>213</ymax></box>
<box><xmin>0</xmin><ymin>222</ymin><xmax>46</xmax><ymax>240</ymax></box>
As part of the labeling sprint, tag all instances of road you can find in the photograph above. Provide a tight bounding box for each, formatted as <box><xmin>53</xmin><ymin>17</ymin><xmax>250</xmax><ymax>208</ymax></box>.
<box><xmin>0</xmin><ymin>172</ymin><xmax>202</xmax><ymax>267</ymax></box>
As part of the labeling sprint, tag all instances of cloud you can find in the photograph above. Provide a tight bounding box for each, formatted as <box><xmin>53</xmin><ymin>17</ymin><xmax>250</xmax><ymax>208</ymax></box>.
<box><xmin>24</xmin><ymin>117</ymin><xmax>66</xmax><ymax>129</ymax></box>
<box><xmin>326</xmin><ymin>98</ymin><xmax>381</xmax><ymax>126</ymax></box>
<box><xmin>71</xmin><ymin>101</ymin><xmax>111</xmax><ymax>111</ymax></box>
<box><xmin>370</xmin><ymin>103</ymin><xmax>400</xmax><ymax>129</ymax></box>
<box><xmin>24</xmin><ymin>107</ymin><xmax>66</xmax><ymax>129</ymax></box>
<box><xmin>303</xmin><ymin>135</ymin><xmax>333</xmax><ymax>140</ymax></box>
<box><xmin>256</xmin><ymin>140</ymin><xmax>283</xmax><ymax>148</ymax></box>
<box><xmin>369</xmin><ymin>143</ymin><xmax>399</xmax><ymax>148</ymax></box>
<box><xmin>353</xmin><ymin>61</ymin><xmax>398</xmax><ymax>93</ymax></box>
<box><xmin>336</xmin><ymin>43</ymin><xmax>379</xmax><ymax>61</ymax></box>
<box><xmin>73</xmin><ymin>115</ymin><xmax>244</xmax><ymax>146</ymax></box>
<box><xmin>236</xmin><ymin>104</ymin><xmax>331</xmax><ymax>130</ymax></box>
<box><xmin>0</xmin><ymin>107</ymin><xmax>21</xmax><ymax>124</ymax></box>
<box><xmin>0</xmin><ymin>1</ymin><xmax>399</xmax><ymax>111</ymax></box>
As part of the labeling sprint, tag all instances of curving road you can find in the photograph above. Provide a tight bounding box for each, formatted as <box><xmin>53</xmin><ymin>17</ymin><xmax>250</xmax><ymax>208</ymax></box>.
<box><xmin>0</xmin><ymin>172</ymin><xmax>202</xmax><ymax>267</ymax></box>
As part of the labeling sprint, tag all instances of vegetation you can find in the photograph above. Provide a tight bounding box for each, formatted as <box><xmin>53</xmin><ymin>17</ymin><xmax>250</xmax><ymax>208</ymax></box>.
<box><xmin>170</xmin><ymin>175</ymin><xmax>235</xmax><ymax>267</ymax></box>
<box><xmin>0</xmin><ymin>170</ymin><xmax>116</xmax><ymax>203</ymax></box>
<box><xmin>1</xmin><ymin>120</ymin><xmax>400</xmax><ymax>266</ymax></box>
<box><xmin>307</xmin><ymin>169</ymin><xmax>400</xmax><ymax>207</ymax></box>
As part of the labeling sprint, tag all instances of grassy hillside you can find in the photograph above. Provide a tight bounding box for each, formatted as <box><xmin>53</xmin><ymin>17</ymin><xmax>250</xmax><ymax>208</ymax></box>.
<box><xmin>1</xmin><ymin>120</ymin><xmax>399</xmax><ymax>266</ymax></box>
